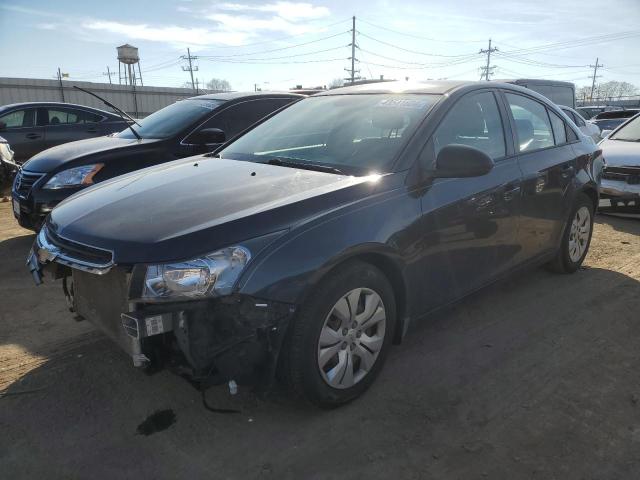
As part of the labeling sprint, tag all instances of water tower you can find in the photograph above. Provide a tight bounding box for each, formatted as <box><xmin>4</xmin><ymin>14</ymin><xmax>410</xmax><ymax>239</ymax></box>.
<box><xmin>117</xmin><ymin>44</ymin><xmax>143</xmax><ymax>86</ymax></box>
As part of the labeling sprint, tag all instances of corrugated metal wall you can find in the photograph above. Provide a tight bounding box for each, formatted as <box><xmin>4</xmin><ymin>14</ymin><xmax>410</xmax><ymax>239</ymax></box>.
<box><xmin>0</xmin><ymin>78</ymin><xmax>218</xmax><ymax>117</ymax></box>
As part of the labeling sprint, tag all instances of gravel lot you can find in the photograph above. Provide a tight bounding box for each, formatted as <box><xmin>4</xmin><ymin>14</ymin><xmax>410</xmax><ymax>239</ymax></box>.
<box><xmin>1</xmin><ymin>198</ymin><xmax>639</xmax><ymax>479</ymax></box>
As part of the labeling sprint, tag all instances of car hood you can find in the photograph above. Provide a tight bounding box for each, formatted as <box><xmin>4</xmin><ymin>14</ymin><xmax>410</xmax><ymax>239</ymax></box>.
<box><xmin>600</xmin><ymin>139</ymin><xmax>640</xmax><ymax>167</ymax></box>
<box><xmin>23</xmin><ymin>136</ymin><xmax>159</xmax><ymax>172</ymax></box>
<box><xmin>48</xmin><ymin>157</ymin><xmax>379</xmax><ymax>264</ymax></box>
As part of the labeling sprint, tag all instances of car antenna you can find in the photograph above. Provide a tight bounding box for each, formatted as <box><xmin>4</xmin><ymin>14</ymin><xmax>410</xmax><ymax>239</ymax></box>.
<box><xmin>72</xmin><ymin>85</ymin><xmax>142</xmax><ymax>140</ymax></box>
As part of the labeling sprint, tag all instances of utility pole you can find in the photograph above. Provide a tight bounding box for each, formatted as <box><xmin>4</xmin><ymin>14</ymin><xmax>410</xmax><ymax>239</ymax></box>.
<box><xmin>344</xmin><ymin>16</ymin><xmax>361</xmax><ymax>85</ymax></box>
<box><xmin>589</xmin><ymin>57</ymin><xmax>603</xmax><ymax>101</ymax></box>
<box><xmin>57</xmin><ymin>67</ymin><xmax>65</xmax><ymax>102</ymax></box>
<box><xmin>104</xmin><ymin>66</ymin><xmax>112</xmax><ymax>84</ymax></box>
<box><xmin>479</xmin><ymin>39</ymin><xmax>498</xmax><ymax>81</ymax></box>
<box><xmin>181</xmin><ymin>48</ymin><xmax>199</xmax><ymax>92</ymax></box>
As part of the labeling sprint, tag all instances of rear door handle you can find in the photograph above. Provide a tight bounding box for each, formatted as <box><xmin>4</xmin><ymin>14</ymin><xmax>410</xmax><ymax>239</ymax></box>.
<box><xmin>561</xmin><ymin>164</ymin><xmax>575</xmax><ymax>178</ymax></box>
<box><xmin>503</xmin><ymin>185</ymin><xmax>521</xmax><ymax>202</ymax></box>
<box><xmin>25</xmin><ymin>133</ymin><xmax>41</xmax><ymax>140</ymax></box>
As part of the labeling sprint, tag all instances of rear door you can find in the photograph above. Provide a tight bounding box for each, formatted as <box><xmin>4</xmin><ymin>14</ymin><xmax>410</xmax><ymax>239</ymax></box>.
<box><xmin>416</xmin><ymin>90</ymin><xmax>522</xmax><ymax>311</ymax></box>
<box><xmin>503</xmin><ymin>92</ymin><xmax>577</xmax><ymax>263</ymax></box>
<box><xmin>42</xmin><ymin>107</ymin><xmax>106</xmax><ymax>150</ymax></box>
<box><xmin>0</xmin><ymin>108</ymin><xmax>44</xmax><ymax>163</ymax></box>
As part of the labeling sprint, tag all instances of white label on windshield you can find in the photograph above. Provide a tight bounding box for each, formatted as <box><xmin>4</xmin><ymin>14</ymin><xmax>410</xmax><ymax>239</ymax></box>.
<box><xmin>376</xmin><ymin>98</ymin><xmax>430</xmax><ymax>109</ymax></box>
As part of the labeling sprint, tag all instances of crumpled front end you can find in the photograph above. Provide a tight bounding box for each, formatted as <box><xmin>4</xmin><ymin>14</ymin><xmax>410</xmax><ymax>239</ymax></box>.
<box><xmin>600</xmin><ymin>165</ymin><xmax>640</xmax><ymax>207</ymax></box>
<box><xmin>27</xmin><ymin>225</ymin><xmax>295</xmax><ymax>388</ymax></box>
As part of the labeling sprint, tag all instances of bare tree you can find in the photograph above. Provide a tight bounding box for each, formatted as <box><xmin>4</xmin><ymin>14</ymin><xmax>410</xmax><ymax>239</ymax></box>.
<box><xmin>206</xmin><ymin>78</ymin><xmax>232</xmax><ymax>91</ymax></box>
<box><xmin>593</xmin><ymin>81</ymin><xmax>637</xmax><ymax>100</ymax></box>
<box><xmin>328</xmin><ymin>78</ymin><xmax>344</xmax><ymax>89</ymax></box>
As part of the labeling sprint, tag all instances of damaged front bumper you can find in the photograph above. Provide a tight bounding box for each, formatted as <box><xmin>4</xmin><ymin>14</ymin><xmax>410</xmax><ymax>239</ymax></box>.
<box><xmin>27</xmin><ymin>232</ymin><xmax>295</xmax><ymax>389</ymax></box>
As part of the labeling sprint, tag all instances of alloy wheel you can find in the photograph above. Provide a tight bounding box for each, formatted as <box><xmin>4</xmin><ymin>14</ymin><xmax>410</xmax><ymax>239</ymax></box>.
<box><xmin>317</xmin><ymin>288</ymin><xmax>387</xmax><ymax>389</ymax></box>
<box><xmin>568</xmin><ymin>206</ymin><xmax>591</xmax><ymax>263</ymax></box>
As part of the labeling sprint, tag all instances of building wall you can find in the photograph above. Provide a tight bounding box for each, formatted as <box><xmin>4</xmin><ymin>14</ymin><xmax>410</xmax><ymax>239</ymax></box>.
<box><xmin>0</xmin><ymin>77</ymin><xmax>218</xmax><ymax>118</ymax></box>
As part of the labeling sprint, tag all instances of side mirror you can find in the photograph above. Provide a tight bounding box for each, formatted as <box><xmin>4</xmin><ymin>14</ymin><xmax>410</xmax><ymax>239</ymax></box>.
<box><xmin>600</xmin><ymin>129</ymin><xmax>612</xmax><ymax>139</ymax></box>
<box><xmin>0</xmin><ymin>121</ymin><xmax>6</xmax><ymax>132</ymax></box>
<box><xmin>432</xmin><ymin>144</ymin><xmax>494</xmax><ymax>178</ymax></box>
<box><xmin>188</xmin><ymin>128</ymin><xmax>226</xmax><ymax>145</ymax></box>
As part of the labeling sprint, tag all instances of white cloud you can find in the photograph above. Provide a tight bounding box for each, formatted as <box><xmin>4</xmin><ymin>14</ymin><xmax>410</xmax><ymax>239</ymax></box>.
<box><xmin>82</xmin><ymin>21</ymin><xmax>251</xmax><ymax>47</ymax></box>
<box><xmin>82</xmin><ymin>2</ymin><xmax>332</xmax><ymax>49</ymax></box>
<box><xmin>218</xmin><ymin>2</ymin><xmax>330</xmax><ymax>21</ymax></box>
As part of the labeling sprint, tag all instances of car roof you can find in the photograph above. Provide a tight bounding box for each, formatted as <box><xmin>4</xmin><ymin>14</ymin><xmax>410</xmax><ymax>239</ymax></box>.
<box><xmin>594</xmin><ymin>109</ymin><xmax>640</xmax><ymax>119</ymax></box>
<box><xmin>190</xmin><ymin>91</ymin><xmax>305</xmax><ymax>101</ymax></box>
<box><xmin>315</xmin><ymin>80</ymin><xmax>469</xmax><ymax>95</ymax></box>
<box><xmin>313</xmin><ymin>80</ymin><xmax>546</xmax><ymax>98</ymax></box>
<box><xmin>0</xmin><ymin>102</ymin><xmax>119</xmax><ymax>117</ymax></box>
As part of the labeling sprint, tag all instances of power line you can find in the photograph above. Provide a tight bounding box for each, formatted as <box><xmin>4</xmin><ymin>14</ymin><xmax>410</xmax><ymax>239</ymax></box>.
<box><xmin>198</xmin><ymin>31</ymin><xmax>349</xmax><ymax>58</ymax></box>
<box><xmin>200</xmin><ymin>18</ymin><xmax>353</xmax><ymax>50</ymax></box>
<box><xmin>357</xmin><ymin>17</ymin><xmax>486</xmax><ymax>43</ymax></box>
<box><xmin>199</xmin><ymin>45</ymin><xmax>347</xmax><ymax>62</ymax></box>
<box><xmin>357</xmin><ymin>31</ymin><xmax>478</xmax><ymax>58</ymax></box>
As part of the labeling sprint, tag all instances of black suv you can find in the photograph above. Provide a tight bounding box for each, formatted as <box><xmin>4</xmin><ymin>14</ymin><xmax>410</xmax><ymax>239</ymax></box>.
<box><xmin>12</xmin><ymin>92</ymin><xmax>302</xmax><ymax>230</ymax></box>
<box><xmin>30</xmin><ymin>81</ymin><xmax>602</xmax><ymax>407</ymax></box>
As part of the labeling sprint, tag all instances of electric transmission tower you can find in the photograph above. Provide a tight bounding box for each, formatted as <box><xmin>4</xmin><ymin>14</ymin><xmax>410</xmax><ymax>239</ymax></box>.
<box><xmin>479</xmin><ymin>39</ymin><xmax>498</xmax><ymax>81</ymax></box>
<box><xmin>181</xmin><ymin>48</ymin><xmax>199</xmax><ymax>93</ymax></box>
<box><xmin>344</xmin><ymin>16</ymin><xmax>362</xmax><ymax>85</ymax></box>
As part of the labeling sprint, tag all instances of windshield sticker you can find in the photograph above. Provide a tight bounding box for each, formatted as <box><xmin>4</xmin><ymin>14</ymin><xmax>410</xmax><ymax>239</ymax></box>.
<box><xmin>191</xmin><ymin>101</ymin><xmax>220</xmax><ymax>110</ymax></box>
<box><xmin>376</xmin><ymin>98</ymin><xmax>430</xmax><ymax>109</ymax></box>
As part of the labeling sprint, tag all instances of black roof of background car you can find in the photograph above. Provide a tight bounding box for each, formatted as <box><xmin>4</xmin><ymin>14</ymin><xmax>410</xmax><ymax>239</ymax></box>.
<box><xmin>0</xmin><ymin>102</ymin><xmax>122</xmax><ymax>118</ymax></box>
<box><xmin>191</xmin><ymin>91</ymin><xmax>305</xmax><ymax>102</ymax></box>
<box><xmin>594</xmin><ymin>109</ymin><xmax>640</xmax><ymax>119</ymax></box>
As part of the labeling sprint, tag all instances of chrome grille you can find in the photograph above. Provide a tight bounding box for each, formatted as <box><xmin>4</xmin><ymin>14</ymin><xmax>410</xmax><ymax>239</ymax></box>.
<box><xmin>13</xmin><ymin>169</ymin><xmax>44</xmax><ymax>198</ymax></box>
<box><xmin>36</xmin><ymin>225</ymin><xmax>114</xmax><ymax>274</ymax></box>
<box><xmin>602</xmin><ymin>166</ymin><xmax>640</xmax><ymax>185</ymax></box>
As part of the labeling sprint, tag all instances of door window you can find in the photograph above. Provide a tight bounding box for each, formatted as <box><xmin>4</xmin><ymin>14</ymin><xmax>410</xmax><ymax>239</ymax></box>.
<box><xmin>505</xmin><ymin>93</ymin><xmax>554</xmax><ymax>152</ymax></box>
<box><xmin>432</xmin><ymin>91</ymin><xmax>506</xmax><ymax>160</ymax></box>
<box><xmin>0</xmin><ymin>109</ymin><xmax>35</xmax><ymax>128</ymax></box>
<box><xmin>548</xmin><ymin>110</ymin><xmax>567</xmax><ymax>145</ymax></box>
<box><xmin>46</xmin><ymin>108</ymin><xmax>103</xmax><ymax>125</ymax></box>
<box><xmin>190</xmin><ymin>98</ymin><xmax>295</xmax><ymax>142</ymax></box>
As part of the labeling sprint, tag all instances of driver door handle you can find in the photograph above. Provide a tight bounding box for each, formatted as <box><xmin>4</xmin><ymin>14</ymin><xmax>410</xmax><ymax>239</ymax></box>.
<box><xmin>25</xmin><ymin>133</ymin><xmax>41</xmax><ymax>140</ymax></box>
<box><xmin>503</xmin><ymin>185</ymin><xmax>521</xmax><ymax>202</ymax></box>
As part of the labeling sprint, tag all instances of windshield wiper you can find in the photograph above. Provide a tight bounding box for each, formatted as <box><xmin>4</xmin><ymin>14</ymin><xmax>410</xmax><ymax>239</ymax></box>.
<box><xmin>73</xmin><ymin>85</ymin><xmax>142</xmax><ymax>140</ymax></box>
<box><xmin>267</xmin><ymin>157</ymin><xmax>344</xmax><ymax>175</ymax></box>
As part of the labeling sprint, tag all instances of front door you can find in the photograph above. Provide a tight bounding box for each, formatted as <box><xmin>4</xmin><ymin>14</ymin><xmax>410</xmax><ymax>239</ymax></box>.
<box><xmin>0</xmin><ymin>108</ymin><xmax>45</xmax><ymax>163</ymax></box>
<box><xmin>416</xmin><ymin>90</ymin><xmax>522</xmax><ymax>312</ymax></box>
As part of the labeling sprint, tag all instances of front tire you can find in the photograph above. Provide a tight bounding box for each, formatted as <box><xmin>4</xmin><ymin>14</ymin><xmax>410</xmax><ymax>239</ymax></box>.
<box><xmin>547</xmin><ymin>193</ymin><xmax>594</xmax><ymax>273</ymax></box>
<box><xmin>279</xmin><ymin>261</ymin><xmax>396</xmax><ymax>408</ymax></box>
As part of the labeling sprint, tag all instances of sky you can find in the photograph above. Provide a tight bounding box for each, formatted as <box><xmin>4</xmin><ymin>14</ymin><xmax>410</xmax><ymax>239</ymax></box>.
<box><xmin>1</xmin><ymin>0</ymin><xmax>639</xmax><ymax>92</ymax></box>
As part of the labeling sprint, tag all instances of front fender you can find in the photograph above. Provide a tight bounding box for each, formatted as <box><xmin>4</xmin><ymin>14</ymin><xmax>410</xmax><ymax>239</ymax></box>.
<box><xmin>236</xmin><ymin>181</ymin><xmax>422</xmax><ymax>312</ymax></box>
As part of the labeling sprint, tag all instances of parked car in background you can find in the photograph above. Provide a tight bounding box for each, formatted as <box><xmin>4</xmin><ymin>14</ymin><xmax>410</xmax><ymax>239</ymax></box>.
<box><xmin>598</xmin><ymin>112</ymin><xmax>640</xmax><ymax>210</ymax></box>
<box><xmin>0</xmin><ymin>102</ymin><xmax>130</xmax><ymax>164</ymax></box>
<box><xmin>12</xmin><ymin>92</ymin><xmax>303</xmax><ymax>230</ymax></box>
<box><xmin>0</xmin><ymin>135</ymin><xmax>16</xmax><ymax>183</ymax></box>
<box><xmin>29</xmin><ymin>81</ymin><xmax>602</xmax><ymax>407</ymax></box>
<box><xmin>591</xmin><ymin>109</ymin><xmax>640</xmax><ymax>133</ymax></box>
<box><xmin>559</xmin><ymin>105</ymin><xmax>601</xmax><ymax>141</ymax></box>
<box><xmin>500</xmin><ymin>79</ymin><xmax>576</xmax><ymax>108</ymax></box>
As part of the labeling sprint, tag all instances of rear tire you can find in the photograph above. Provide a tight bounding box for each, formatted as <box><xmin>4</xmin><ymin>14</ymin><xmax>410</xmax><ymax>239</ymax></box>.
<box><xmin>279</xmin><ymin>261</ymin><xmax>396</xmax><ymax>408</ymax></box>
<box><xmin>547</xmin><ymin>193</ymin><xmax>594</xmax><ymax>273</ymax></box>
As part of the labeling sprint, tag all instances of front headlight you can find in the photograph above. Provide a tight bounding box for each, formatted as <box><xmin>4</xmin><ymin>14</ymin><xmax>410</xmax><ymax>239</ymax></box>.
<box><xmin>142</xmin><ymin>246</ymin><xmax>251</xmax><ymax>299</ymax></box>
<box><xmin>43</xmin><ymin>164</ymin><xmax>104</xmax><ymax>189</ymax></box>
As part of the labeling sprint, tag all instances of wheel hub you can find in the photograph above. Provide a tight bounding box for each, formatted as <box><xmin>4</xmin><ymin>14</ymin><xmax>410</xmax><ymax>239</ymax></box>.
<box><xmin>317</xmin><ymin>288</ymin><xmax>387</xmax><ymax>389</ymax></box>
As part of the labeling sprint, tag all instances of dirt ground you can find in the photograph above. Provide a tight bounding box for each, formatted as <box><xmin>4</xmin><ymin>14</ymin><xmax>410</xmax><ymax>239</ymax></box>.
<box><xmin>1</xmin><ymin>198</ymin><xmax>639</xmax><ymax>480</ymax></box>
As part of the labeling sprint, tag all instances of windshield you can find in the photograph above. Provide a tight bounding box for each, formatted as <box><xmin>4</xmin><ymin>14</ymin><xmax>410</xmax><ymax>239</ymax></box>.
<box><xmin>219</xmin><ymin>94</ymin><xmax>440</xmax><ymax>175</ymax></box>
<box><xmin>610</xmin><ymin>114</ymin><xmax>640</xmax><ymax>141</ymax></box>
<box><xmin>117</xmin><ymin>99</ymin><xmax>224</xmax><ymax>139</ymax></box>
